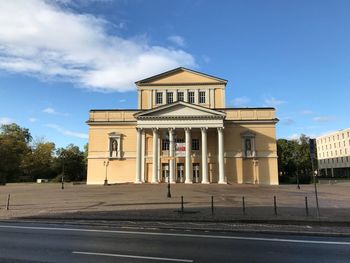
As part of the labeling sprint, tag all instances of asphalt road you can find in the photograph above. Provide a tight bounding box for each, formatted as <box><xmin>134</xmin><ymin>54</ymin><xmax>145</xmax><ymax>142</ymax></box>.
<box><xmin>0</xmin><ymin>222</ymin><xmax>349</xmax><ymax>263</ymax></box>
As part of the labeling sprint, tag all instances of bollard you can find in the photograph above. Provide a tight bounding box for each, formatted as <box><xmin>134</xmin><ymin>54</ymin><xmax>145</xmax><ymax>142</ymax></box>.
<box><xmin>211</xmin><ymin>196</ymin><xmax>214</xmax><ymax>216</ymax></box>
<box><xmin>6</xmin><ymin>194</ymin><xmax>10</xmax><ymax>210</ymax></box>
<box><xmin>273</xmin><ymin>195</ymin><xmax>277</xmax><ymax>216</ymax></box>
<box><xmin>242</xmin><ymin>196</ymin><xmax>246</xmax><ymax>215</ymax></box>
<box><xmin>305</xmin><ymin>196</ymin><xmax>309</xmax><ymax>217</ymax></box>
<box><xmin>181</xmin><ymin>195</ymin><xmax>184</xmax><ymax>213</ymax></box>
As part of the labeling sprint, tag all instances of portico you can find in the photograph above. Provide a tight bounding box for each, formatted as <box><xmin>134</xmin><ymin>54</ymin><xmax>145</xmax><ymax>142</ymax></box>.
<box><xmin>134</xmin><ymin>101</ymin><xmax>226</xmax><ymax>184</ymax></box>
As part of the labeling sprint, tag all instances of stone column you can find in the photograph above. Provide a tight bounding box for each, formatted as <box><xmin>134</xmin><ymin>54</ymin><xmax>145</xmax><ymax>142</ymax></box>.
<box><xmin>135</xmin><ymin>128</ymin><xmax>142</xmax><ymax>183</ymax></box>
<box><xmin>169</xmin><ymin>128</ymin><xmax>175</xmax><ymax>183</ymax></box>
<box><xmin>201</xmin><ymin>127</ymin><xmax>209</xmax><ymax>184</ymax></box>
<box><xmin>141</xmin><ymin>129</ymin><xmax>146</xmax><ymax>182</ymax></box>
<box><xmin>152</xmin><ymin>128</ymin><xmax>159</xmax><ymax>183</ymax></box>
<box><xmin>185</xmin><ymin>128</ymin><xmax>192</xmax><ymax>183</ymax></box>
<box><xmin>218</xmin><ymin>127</ymin><xmax>226</xmax><ymax>184</ymax></box>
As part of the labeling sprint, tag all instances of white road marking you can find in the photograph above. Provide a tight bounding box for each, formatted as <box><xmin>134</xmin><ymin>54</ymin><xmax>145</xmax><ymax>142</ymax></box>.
<box><xmin>0</xmin><ymin>224</ymin><xmax>349</xmax><ymax>246</ymax></box>
<box><xmin>73</xmin><ymin>251</ymin><xmax>194</xmax><ymax>262</ymax></box>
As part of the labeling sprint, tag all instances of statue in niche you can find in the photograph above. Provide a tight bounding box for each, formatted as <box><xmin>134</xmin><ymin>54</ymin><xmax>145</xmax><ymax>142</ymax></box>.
<box><xmin>111</xmin><ymin>139</ymin><xmax>118</xmax><ymax>157</ymax></box>
<box><xmin>245</xmin><ymin>138</ymin><xmax>252</xmax><ymax>157</ymax></box>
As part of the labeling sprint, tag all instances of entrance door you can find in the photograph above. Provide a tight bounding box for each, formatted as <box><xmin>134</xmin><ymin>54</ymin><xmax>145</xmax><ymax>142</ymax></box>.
<box><xmin>162</xmin><ymin>163</ymin><xmax>169</xmax><ymax>183</ymax></box>
<box><xmin>177</xmin><ymin>163</ymin><xmax>184</xmax><ymax>183</ymax></box>
<box><xmin>193</xmin><ymin>163</ymin><xmax>200</xmax><ymax>183</ymax></box>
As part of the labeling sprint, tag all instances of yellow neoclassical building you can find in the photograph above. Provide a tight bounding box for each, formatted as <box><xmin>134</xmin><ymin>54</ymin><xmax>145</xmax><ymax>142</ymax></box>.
<box><xmin>87</xmin><ymin>68</ymin><xmax>279</xmax><ymax>185</ymax></box>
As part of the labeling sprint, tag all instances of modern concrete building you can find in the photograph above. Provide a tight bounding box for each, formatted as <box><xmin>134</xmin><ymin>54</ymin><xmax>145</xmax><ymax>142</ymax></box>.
<box><xmin>87</xmin><ymin>68</ymin><xmax>279</xmax><ymax>185</ymax></box>
<box><xmin>316</xmin><ymin>128</ymin><xmax>350</xmax><ymax>177</ymax></box>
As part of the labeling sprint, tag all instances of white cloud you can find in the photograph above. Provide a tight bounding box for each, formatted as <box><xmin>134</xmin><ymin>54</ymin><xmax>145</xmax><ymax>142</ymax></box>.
<box><xmin>119</xmin><ymin>99</ymin><xmax>126</xmax><ymax>103</ymax></box>
<box><xmin>29</xmin><ymin>117</ymin><xmax>37</xmax><ymax>123</ymax></box>
<box><xmin>263</xmin><ymin>97</ymin><xmax>286</xmax><ymax>107</ymax></box>
<box><xmin>42</xmin><ymin>107</ymin><xmax>69</xmax><ymax>116</ymax></box>
<box><xmin>232</xmin><ymin>96</ymin><xmax>250</xmax><ymax>107</ymax></box>
<box><xmin>313</xmin><ymin>116</ymin><xmax>336</xmax><ymax>123</ymax></box>
<box><xmin>0</xmin><ymin>1</ymin><xmax>195</xmax><ymax>92</ymax></box>
<box><xmin>287</xmin><ymin>133</ymin><xmax>300</xmax><ymax>140</ymax></box>
<box><xmin>43</xmin><ymin>108</ymin><xmax>55</xmax><ymax>114</ymax></box>
<box><xmin>0</xmin><ymin>117</ymin><xmax>13</xmax><ymax>125</ymax></box>
<box><xmin>46</xmin><ymin>124</ymin><xmax>88</xmax><ymax>139</ymax></box>
<box><xmin>300</xmin><ymin>110</ymin><xmax>313</xmax><ymax>115</ymax></box>
<box><xmin>286</xmin><ymin>133</ymin><xmax>317</xmax><ymax>140</ymax></box>
<box><xmin>168</xmin><ymin>35</ymin><xmax>186</xmax><ymax>47</ymax></box>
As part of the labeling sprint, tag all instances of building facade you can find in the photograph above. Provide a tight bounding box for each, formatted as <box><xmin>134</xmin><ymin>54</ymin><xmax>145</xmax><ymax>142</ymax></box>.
<box><xmin>316</xmin><ymin>128</ymin><xmax>350</xmax><ymax>177</ymax></box>
<box><xmin>87</xmin><ymin>68</ymin><xmax>279</xmax><ymax>185</ymax></box>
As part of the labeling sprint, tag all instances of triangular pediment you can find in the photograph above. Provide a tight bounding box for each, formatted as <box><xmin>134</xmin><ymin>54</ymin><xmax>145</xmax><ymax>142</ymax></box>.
<box><xmin>135</xmin><ymin>67</ymin><xmax>227</xmax><ymax>86</ymax></box>
<box><xmin>135</xmin><ymin>101</ymin><xmax>226</xmax><ymax>119</ymax></box>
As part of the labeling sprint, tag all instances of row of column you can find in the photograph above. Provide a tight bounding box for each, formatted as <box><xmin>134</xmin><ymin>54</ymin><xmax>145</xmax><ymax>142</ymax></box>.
<box><xmin>135</xmin><ymin>127</ymin><xmax>226</xmax><ymax>184</ymax></box>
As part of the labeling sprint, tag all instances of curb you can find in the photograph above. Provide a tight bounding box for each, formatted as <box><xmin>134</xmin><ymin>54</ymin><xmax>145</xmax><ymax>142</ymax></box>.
<box><xmin>2</xmin><ymin>218</ymin><xmax>350</xmax><ymax>238</ymax></box>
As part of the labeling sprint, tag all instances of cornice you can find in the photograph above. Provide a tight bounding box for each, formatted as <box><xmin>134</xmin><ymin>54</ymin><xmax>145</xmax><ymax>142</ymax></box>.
<box><xmin>138</xmin><ymin>115</ymin><xmax>224</xmax><ymax>120</ymax></box>
<box><xmin>87</xmin><ymin>121</ymin><xmax>137</xmax><ymax>125</ymax></box>
<box><xmin>137</xmin><ymin>82</ymin><xmax>225</xmax><ymax>87</ymax></box>
<box><xmin>225</xmin><ymin>119</ymin><xmax>279</xmax><ymax>124</ymax></box>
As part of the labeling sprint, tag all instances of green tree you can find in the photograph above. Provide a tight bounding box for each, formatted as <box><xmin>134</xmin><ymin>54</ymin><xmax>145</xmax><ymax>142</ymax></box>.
<box><xmin>55</xmin><ymin>144</ymin><xmax>86</xmax><ymax>182</ymax></box>
<box><xmin>21</xmin><ymin>141</ymin><xmax>56</xmax><ymax>181</ymax></box>
<box><xmin>277</xmin><ymin>134</ymin><xmax>315</xmax><ymax>184</ymax></box>
<box><xmin>0</xmin><ymin>123</ymin><xmax>32</xmax><ymax>183</ymax></box>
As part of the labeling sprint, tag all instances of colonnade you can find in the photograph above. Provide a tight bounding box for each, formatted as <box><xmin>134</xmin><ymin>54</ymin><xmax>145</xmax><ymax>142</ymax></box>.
<box><xmin>135</xmin><ymin>127</ymin><xmax>226</xmax><ymax>184</ymax></box>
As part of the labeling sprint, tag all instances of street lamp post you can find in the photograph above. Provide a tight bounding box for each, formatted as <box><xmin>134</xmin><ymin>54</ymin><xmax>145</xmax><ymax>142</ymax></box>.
<box><xmin>296</xmin><ymin>167</ymin><xmax>300</xmax><ymax>189</ymax></box>
<box><xmin>103</xmin><ymin>160</ymin><xmax>109</xmax><ymax>185</ymax></box>
<box><xmin>293</xmin><ymin>151</ymin><xmax>300</xmax><ymax>189</ymax></box>
<box><xmin>309</xmin><ymin>138</ymin><xmax>320</xmax><ymax>217</ymax></box>
<box><xmin>61</xmin><ymin>162</ymin><xmax>65</xmax><ymax>190</ymax></box>
<box><xmin>166</xmin><ymin>130</ymin><xmax>176</xmax><ymax>198</ymax></box>
<box><xmin>167</xmin><ymin>162</ymin><xmax>171</xmax><ymax>198</ymax></box>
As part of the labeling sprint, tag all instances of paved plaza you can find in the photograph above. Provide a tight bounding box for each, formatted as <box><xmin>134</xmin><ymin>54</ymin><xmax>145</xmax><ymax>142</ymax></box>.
<box><xmin>0</xmin><ymin>182</ymin><xmax>349</xmax><ymax>223</ymax></box>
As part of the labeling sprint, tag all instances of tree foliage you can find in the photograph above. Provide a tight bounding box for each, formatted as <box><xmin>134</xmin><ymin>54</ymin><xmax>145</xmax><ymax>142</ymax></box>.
<box><xmin>0</xmin><ymin>123</ymin><xmax>86</xmax><ymax>184</ymax></box>
<box><xmin>21</xmin><ymin>141</ymin><xmax>56</xmax><ymax>181</ymax></box>
<box><xmin>0</xmin><ymin>124</ymin><xmax>32</xmax><ymax>183</ymax></box>
<box><xmin>55</xmin><ymin>144</ymin><xmax>86</xmax><ymax>182</ymax></box>
<box><xmin>277</xmin><ymin>134</ymin><xmax>317</xmax><ymax>184</ymax></box>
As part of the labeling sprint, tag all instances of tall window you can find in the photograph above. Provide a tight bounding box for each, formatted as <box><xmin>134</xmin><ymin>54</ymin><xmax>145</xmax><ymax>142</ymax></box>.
<box><xmin>167</xmin><ymin>92</ymin><xmax>173</xmax><ymax>104</ymax></box>
<box><xmin>188</xmin><ymin>91</ymin><xmax>195</xmax><ymax>104</ymax></box>
<box><xmin>199</xmin><ymin>91</ymin><xmax>206</xmax><ymax>104</ymax></box>
<box><xmin>177</xmin><ymin>92</ymin><xmax>184</xmax><ymax>101</ymax></box>
<box><xmin>162</xmin><ymin>138</ymin><xmax>169</xmax><ymax>150</ymax></box>
<box><xmin>156</xmin><ymin>92</ymin><xmax>163</xmax><ymax>104</ymax></box>
<box><xmin>192</xmin><ymin>139</ymin><xmax>200</xmax><ymax>150</ymax></box>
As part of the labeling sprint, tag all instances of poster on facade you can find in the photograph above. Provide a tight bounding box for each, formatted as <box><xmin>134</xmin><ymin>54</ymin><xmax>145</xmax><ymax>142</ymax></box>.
<box><xmin>175</xmin><ymin>143</ymin><xmax>186</xmax><ymax>157</ymax></box>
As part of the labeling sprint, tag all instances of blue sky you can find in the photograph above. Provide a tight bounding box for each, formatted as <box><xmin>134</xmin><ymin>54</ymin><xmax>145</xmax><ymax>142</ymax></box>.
<box><xmin>0</xmin><ymin>0</ymin><xmax>349</xmax><ymax>149</ymax></box>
